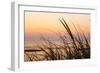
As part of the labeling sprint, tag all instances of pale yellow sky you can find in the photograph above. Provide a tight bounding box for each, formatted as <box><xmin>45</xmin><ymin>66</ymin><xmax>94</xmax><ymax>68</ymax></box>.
<box><xmin>25</xmin><ymin>11</ymin><xmax>90</xmax><ymax>41</ymax></box>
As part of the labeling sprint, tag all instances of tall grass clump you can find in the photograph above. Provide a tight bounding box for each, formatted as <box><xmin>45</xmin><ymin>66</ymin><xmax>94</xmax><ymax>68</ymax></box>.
<box><xmin>59</xmin><ymin>18</ymin><xmax>90</xmax><ymax>59</ymax></box>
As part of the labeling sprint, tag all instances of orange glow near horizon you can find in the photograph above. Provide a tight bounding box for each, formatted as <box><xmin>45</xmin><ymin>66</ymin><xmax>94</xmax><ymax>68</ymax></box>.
<box><xmin>25</xmin><ymin>11</ymin><xmax>90</xmax><ymax>41</ymax></box>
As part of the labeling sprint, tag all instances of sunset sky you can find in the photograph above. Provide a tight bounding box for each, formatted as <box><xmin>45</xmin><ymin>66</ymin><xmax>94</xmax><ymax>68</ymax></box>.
<box><xmin>25</xmin><ymin>11</ymin><xmax>90</xmax><ymax>41</ymax></box>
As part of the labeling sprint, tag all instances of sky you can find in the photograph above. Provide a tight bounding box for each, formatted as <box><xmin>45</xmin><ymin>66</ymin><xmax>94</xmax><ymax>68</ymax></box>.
<box><xmin>24</xmin><ymin>11</ymin><xmax>90</xmax><ymax>41</ymax></box>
